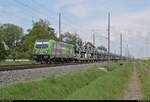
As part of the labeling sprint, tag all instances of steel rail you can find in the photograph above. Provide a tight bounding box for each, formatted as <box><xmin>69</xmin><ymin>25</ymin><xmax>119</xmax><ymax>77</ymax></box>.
<box><xmin>0</xmin><ymin>62</ymin><xmax>100</xmax><ymax>72</ymax></box>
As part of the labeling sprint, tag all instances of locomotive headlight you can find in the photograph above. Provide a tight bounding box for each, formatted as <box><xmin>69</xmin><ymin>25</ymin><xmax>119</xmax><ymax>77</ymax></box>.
<box><xmin>45</xmin><ymin>51</ymin><xmax>48</xmax><ymax>54</ymax></box>
<box><xmin>36</xmin><ymin>50</ymin><xmax>39</xmax><ymax>54</ymax></box>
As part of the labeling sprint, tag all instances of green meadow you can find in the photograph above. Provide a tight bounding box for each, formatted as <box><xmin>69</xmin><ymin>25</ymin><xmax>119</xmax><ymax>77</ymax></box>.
<box><xmin>137</xmin><ymin>61</ymin><xmax>150</xmax><ymax>100</ymax></box>
<box><xmin>0</xmin><ymin>62</ymin><xmax>134</xmax><ymax>100</ymax></box>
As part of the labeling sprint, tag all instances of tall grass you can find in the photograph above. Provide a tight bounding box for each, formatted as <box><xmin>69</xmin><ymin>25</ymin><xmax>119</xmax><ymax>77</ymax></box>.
<box><xmin>0</xmin><ymin>62</ymin><xmax>132</xmax><ymax>100</ymax></box>
<box><xmin>66</xmin><ymin>62</ymin><xmax>133</xmax><ymax>100</ymax></box>
<box><xmin>137</xmin><ymin>61</ymin><xmax>150</xmax><ymax>100</ymax></box>
<box><xmin>0</xmin><ymin>65</ymin><xmax>106</xmax><ymax>100</ymax></box>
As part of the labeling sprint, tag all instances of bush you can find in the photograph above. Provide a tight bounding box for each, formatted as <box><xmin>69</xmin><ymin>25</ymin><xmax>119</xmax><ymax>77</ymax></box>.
<box><xmin>0</xmin><ymin>42</ymin><xmax>6</xmax><ymax>61</ymax></box>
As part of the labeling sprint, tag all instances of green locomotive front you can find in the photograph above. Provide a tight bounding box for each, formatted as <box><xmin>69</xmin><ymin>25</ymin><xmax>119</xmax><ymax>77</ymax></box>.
<box><xmin>33</xmin><ymin>39</ymin><xmax>74</xmax><ymax>63</ymax></box>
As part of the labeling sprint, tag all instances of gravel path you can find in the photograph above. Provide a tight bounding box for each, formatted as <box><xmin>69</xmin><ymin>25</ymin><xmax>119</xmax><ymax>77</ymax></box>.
<box><xmin>0</xmin><ymin>63</ymin><xmax>102</xmax><ymax>85</ymax></box>
<box><xmin>122</xmin><ymin>64</ymin><xmax>143</xmax><ymax>100</ymax></box>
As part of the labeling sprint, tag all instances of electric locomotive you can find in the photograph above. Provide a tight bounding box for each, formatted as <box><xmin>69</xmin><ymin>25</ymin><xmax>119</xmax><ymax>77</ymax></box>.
<box><xmin>33</xmin><ymin>39</ymin><xmax>74</xmax><ymax>63</ymax></box>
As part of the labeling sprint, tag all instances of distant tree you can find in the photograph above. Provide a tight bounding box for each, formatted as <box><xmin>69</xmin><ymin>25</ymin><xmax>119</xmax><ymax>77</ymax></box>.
<box><xmin>0</xmin><ymin>29</ymin><xmax>6</xmax><ymax>61</ymax></box>
<box><xmin>0</xmin><ymin>24</ymin><xmax>23</xmax><ymax>49</ymax></box>
<box><xmin>97</xmin><ymin>46</ymin><xmax>107</xmax><ymax>52</ymax></box>
<box><xmin>22</xmin><ymin>19</ymin><xmax>58</xmax><ymax>58</ymax></box>
<box><xmin>0</xmin><ymin>26</ymin><xmax>3</xmax><ymax>41</ymax></box>
<box><xmin>62</xmin><ymin>32</ymin><xmax>82</xmax><ymax>45</ymax></box>
<box><xmin>27</xmin><ymin>19</ymin><xmax>58</xmax><ymax>40</ymax></box>
<box><xmin>9</xmin><ymin>47</ymin><xmax>24</xmax><ymax>61</ymax></box>
<box><xmin>0</xmin><ymin>42</ymin><xmax>6</xmax><ymax>61</ymax></box>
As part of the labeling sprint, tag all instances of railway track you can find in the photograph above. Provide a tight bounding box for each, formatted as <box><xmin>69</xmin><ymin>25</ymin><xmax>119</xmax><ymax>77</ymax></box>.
<box><xmin>0</xmin><ymin>62</ymin><xmax>101</xmax><ymax>72</ymax></box>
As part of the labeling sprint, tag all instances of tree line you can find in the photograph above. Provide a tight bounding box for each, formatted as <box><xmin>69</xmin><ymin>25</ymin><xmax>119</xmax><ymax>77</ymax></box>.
<box><xmin>0</xmin><ymin>19</ymin><xmax>107</xmax><ymax>61</ymax></box>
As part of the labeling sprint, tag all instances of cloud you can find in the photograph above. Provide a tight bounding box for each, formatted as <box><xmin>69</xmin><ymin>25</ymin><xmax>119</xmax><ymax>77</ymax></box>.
<box><xmin>110</xmin><ymin>8</ymin><xmax>150</xmax><ymax>44</ymax></box>
<box><xmin>62</xmin><ymin>8</ymin><xmax>150</xmax><ymax>58</ymax></box>
<box><xmin>76</xmin><ymin>8</ymin><xmax>150</xmax><ymax>40</ymax></box>
<box><xmin>52</xmin><ymin>0</ymin><xmax>150</xmax><ymax>57</ymax></box>
<box><xmin>54</xmin><ymin>0</ymin><xmax>90</xmax><ymax>18</ymax></box>
<box><xmin>55</xmin><ymin>0</ymin><xmax>85</xmax><ymax>9</ymax></box>
<box><xmin>66</xmin><ymin>4</ymin><xmax>89</xmax><ymax>18</ymax></box>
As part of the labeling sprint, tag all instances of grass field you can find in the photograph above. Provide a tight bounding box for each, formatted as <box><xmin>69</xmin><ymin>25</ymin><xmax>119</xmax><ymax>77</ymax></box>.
<box><xmin>0</xmin><ymin>65</ymin><xmax>106</xmax><ymax>100</ymax></box>
<box><xmin>0</xmin><ymin>61</ymin><xmax>133</xmax><ymax>100</ymax></box>
<box><xmin>66</xmin><ymin>62</ymin><xmax>133</xmax><ymax>100</ymax></box>
<box><xmin>137</xmin><ymin>61</ymin><xmax>150</xmax><ymax>100</ymax></box>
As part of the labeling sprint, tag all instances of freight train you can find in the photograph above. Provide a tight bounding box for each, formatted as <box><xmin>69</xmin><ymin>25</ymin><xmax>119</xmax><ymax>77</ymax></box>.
<box><xmin>33</xmin><ymin>39</ymin><xmax>127</xmax><ymax>64</ymax></box>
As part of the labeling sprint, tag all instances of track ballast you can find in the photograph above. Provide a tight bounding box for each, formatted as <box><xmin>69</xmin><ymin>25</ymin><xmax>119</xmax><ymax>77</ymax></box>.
<box><xmin>0</xmin><ymin>62</ymin><xmax>103</xmax><ymax>72</ymax></box>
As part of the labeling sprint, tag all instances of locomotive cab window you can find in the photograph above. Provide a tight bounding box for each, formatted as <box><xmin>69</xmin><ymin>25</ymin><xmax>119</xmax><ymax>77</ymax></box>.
<box><xmin>36</xmin><ymin>42</ymin><xmax>48</xmax><ymax>48</ymax></box>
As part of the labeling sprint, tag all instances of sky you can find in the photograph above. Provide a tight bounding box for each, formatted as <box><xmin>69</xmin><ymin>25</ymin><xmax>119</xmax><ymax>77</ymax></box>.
<box><xmin>0</xmin><ymin>0</ymin><xmax>150</xmax><ymax>58</ymax></box>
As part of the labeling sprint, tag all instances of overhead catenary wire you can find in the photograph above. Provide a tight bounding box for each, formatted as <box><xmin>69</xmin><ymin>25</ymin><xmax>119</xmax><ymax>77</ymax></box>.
<box><xmin>0</xmin><ymin>3</ymin><xmax>32</xmax><ymax>23</ymax></box>
<box><xmin>13</xmin><ymin>0</ymin><xmax>58</xmax><ymax>29</ymax></box>
<box><xmin>29</xmin><ymin>0</ymin><xmax>91</xmax><ymax>33</ymax></box>
<box><xmin>9</xmin><ymin>0</ymin><xmax>113</xmax><ymax>39</ymax></box>
<box><xmin>11</xmin><ymin>0</ymin><xmax>91</xmax><ymax>41</ymax></box>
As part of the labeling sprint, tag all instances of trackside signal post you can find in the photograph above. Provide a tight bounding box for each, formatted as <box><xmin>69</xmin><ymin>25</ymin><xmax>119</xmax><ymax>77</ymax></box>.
<box><xmin>120</xmin><ymin>33</ymin><xmax>123</xmax><ymax>60</ymax></box>
<box><xmin>58</xmin><ymin>13</ymin><xmax>61</xmax><ymax>40</ymax></box>
<box><xmin>108</xmin><ymin>12</ymin><xmax>111</xmax><ymax>63</ymax></box>
<box><xmin>92</xmin><ymin>31</ymin><xmax>95</xmax><ymax>46</ymax></box>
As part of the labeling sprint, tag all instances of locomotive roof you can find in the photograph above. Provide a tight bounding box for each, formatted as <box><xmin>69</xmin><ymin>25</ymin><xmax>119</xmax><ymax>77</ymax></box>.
<box><xmin>37</xmin><ymin>39</ymin><xmax>49</xmax><ymax>42</ymax></box>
